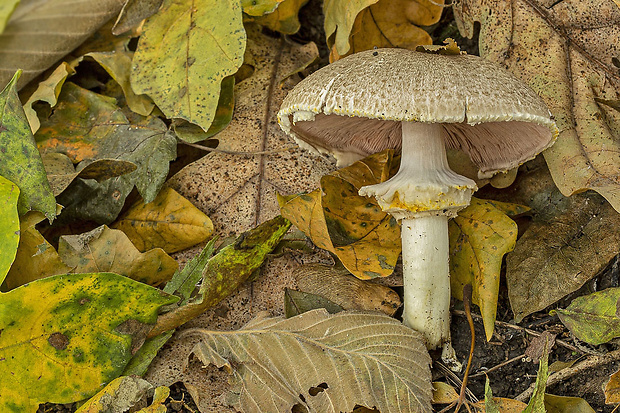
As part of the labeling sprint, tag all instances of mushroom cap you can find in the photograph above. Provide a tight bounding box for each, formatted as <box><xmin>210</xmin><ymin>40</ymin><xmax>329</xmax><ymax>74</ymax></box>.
<box><xmin>278</xmin><ymin>48</ymin><xmax>558</xmax><ymax>176</ymax></box>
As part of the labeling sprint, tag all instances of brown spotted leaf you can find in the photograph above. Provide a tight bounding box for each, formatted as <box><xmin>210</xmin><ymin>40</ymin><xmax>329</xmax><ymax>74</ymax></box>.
<box><xmin>454</xmin><ymin>0</ymin><xmax>620</xmax><ymax>212</ymax></box>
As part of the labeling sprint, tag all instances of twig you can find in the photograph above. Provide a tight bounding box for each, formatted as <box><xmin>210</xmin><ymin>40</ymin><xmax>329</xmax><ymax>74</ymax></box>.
<box><xmin>515</xmin><ymin>348</ymin><xmax>620</xmax><ymax>402</ymax></box>
<box><xmin>469</xmin><ymin>354</ymin><xmax>525</xmax><ymax>378</ymax></box>
<box><xmin>452</xmin><ymin>310</ymin><xmax>582</xmax><ymax>353</ymax></box>
<box><xmin>181</xmin><ymin>141</ymin><xmax>298</xmax><ymax>156</ymax></box>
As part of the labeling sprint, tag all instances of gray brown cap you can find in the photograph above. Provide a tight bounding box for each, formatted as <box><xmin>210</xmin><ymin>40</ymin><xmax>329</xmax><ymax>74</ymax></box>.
<box><xmin>278</xmin><ymin>48</ymin><xmax>558</xmax><ymax>177</ymax></box>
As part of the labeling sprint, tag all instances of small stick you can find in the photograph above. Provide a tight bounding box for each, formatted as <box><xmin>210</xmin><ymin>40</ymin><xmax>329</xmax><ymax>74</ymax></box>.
<box><xmin>452</xmin><ymin>310</ymin><xmax>582</xmax><ymax>353</ymax></box>
<box><xmin>469</xmin><ymin>354</ymin><xmax>525</xmax><ymax>378</ymax></box>
<box><xmin>515</xmin><ymin>348</ymin><xmax>620</xmax><ymax>402</ymax></box>
<box><xmin>181</xmin><ymin>141</ymin><xmax>297</xmax><ymax>156</ymax></box>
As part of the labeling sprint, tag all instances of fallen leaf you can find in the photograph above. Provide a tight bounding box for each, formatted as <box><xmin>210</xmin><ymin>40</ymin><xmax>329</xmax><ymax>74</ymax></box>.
<box><xmin>279</xmin><ymin>150</ymin><xmax>401</xmax><ymax>279</ymax></box>
<box><xmin>36</xmin><ymin>82</ymin><xmax>177</xmax><ymax>223</ymax></box>
<box><xmin>0</xmin><ymin>71</ymin><xmax>56</xmax><ymax>220</ymax></box>
<box><xmin>167</xmin><ymin>26</ymin><xmax>331</xmax><ymax>238</ymax></box>
<box><xmin>453</xmin><ymin>0</ymin><xmax>620</xmax><ymax>212</ymax></box>
<box><xmin>605</xmin><ymin>367</ymin><xmax>620</xmax><ymax>404</ymax></box>
<box><xmin>184</xmin><ymin>309</ymin><xmax>432</xmax><ymax>412</ymax></box>
<box><xmin>138</xmin><ymin>385</ymin><xmax>169</xmax><ymax>413</ymax></box>
<box><xmin>294</xmin><ymin>263</ymin><xmax>401</xmax><ymax>315</ymax></box>
<box><xmin>0</xmin><ymin>0</ymin><xmax>125</xmax><ymax>89</ymax></box>
<box><xmin>75</xmin><ymin>376</ymin><xmax>155</xmax><ymax>413</ymax></box>
<box><xmin>3</xmin><ymin>210</ymin><xmax>70</xmax><ymax>291</ymax></box>
<box><xmin>42</xmin><ymin>153</ymin><xmax>137</xmax><ymax>196</ymax></box>
<box><xmin>331</xmin><ymin>0</ymin><xmax>442</xmax><ymax>60</ymax></box>
<box><xmin>22</xmin><ymin>61</ymin><xmax>77</xmax><ymax>134</ymax></box>
<box><xmin>476</xmin><ymin>378</ymin><xmax>527</xmax><ymax>412</ymax></box>
<box><xmin>0</xmin><ymin>0</ymin><xmax>18</xmax><ymax>33</ymax></box>
<box><xmin>544</xmin><ymin>394</ymin><xmax>595</xmax><ymax>413</ymax></box>
<box><xmin>112</xmin><ymin>0</ymin><xmax>164</xmax><ymax>35</ymax></box>
<box><xmin>0</xmin><ymin>175</ymin><xmax>19</xmax><ymax>284</ymax></box>
<box><xmin>0</xmin><ymin>272</ymin><xmax>178</xmax><ymax>412</ymax></box>
<box><xmin>507</xmin><ymin>190</ymin><xmax>620</xmax><ymax>322</ymax></box>
<box><xmin>431</xmin><ymin>382</ymin><xmax>458</xmax><ymax>405</ymax></box>
<box><xmin>249</xmin><ymin>0</ymin><xmax>308</xmax><ymax>34</ymax></box>
<box><xmin>87</xmin><ymin>51</ymin><xmax>155</xmax><ymax>116</ymax></box>
<box><xmin>553</xmin><ymin>288</ymin><xmax>620</xmax><ymax>345</ymax></box>
<box><xmin>131</xmin><ymin>0</ymin><xmax>245</xmax><ymax>132</ymax></box>
<box><xmin>242</xmin><ymin>0</ymin><xmax>284</xmax><ymax>16</ymax></box>
<box><xmin>58</xmin><ymin>225</ymin><xmax>178</xmax><ymax>286</ymax></box>
<box><xmin>147</xmin><ymin>215</ymin><xmax>291</xmax><ymax>337</ymax></box>
<box><xmin>323</xmin><ymin>0</ymin><xmax>380</xmax><ymax>57</ymax></box>
<box><xmin>111</xmin><ymin>186</ymin><xmax>213</xmax><ymax>253</ymax></box>
<box><xmin>523</xmin><ymin>341</ymin><xmax>550</xmax><ymax>413</ymax></box>
<box><xmin>450</xmin><ymin>198</ymin><xmax>518</xmax><ymax>340</ymax></box>
<box><xmin>284</xmin><ymin>288</ymin><xmax>344</xmax><ymax>317</ymax></box>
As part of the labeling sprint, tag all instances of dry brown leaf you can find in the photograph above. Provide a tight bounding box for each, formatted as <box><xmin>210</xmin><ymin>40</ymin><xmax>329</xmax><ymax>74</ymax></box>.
<box><xmin>454</xmin><ymin>0</ymin><xmax>620</xmax><ymax>212</ymax></box>
<box><xmin>184</xmin><ymin>309</ymin><xmax>432</xmax><ymax>413</ymax></box>
<box><xmin>605</xmin><ymin>368</ymin><xmax>620</xmax><ymax>404</ymax></box>
<box><xmin>331</xmin><ymin>0</ymin><xmax>442</xmax><ymax>60</ymax></box>
<box><xmin>294</xmin><ymin>263</ymin><xmax>401</xmax><ymax>315</ymax></box>
<box><xmin>167</xmin><ymin>25</ymin><xmax>333</xmax><ymax>238</ymax></box>
<box><xmin>0</xmin><ymin>0</ymin><xmax>125</xmax><ymax>89</ymax></box>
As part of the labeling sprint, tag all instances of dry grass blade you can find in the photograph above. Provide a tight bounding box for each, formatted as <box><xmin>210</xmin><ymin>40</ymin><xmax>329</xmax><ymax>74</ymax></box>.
<box><xmin>182</xmin><ymin>309</ymin><xmax>433</xmax><ymax>413</ymax></box>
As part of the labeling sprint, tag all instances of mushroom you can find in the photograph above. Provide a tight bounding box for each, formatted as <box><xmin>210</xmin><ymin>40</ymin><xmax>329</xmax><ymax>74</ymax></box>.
<box><xmin>277</xmin><ymin>46</ymin><xmax>557</xmax><ymax>361</ymax></box>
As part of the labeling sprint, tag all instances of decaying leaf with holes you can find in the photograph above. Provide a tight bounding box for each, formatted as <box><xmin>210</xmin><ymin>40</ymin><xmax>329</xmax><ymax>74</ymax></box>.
<box><xmin>184</xmin><ymin>309</ymin><xmax>432</xmax><ymax>413</ymax></box>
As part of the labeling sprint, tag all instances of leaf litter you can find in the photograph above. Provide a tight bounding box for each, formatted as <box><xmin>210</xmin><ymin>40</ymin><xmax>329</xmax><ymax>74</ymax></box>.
<box><xmin>0</xmin><ymin>0</ymin><xmax>618</xmax><ymax>411</ymax></box>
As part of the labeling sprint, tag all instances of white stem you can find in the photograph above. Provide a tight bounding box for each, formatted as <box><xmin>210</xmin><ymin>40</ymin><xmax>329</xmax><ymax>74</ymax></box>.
<box><xmin>401</xmin><ymin>215</ymin><xmax>450</xmax><ymax>349</ymax></box>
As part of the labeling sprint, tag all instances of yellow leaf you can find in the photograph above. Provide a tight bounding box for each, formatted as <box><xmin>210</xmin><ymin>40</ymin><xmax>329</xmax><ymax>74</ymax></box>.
<box><xmin>131</xmin><ymin>0</ymin><xmax>246</xmax><ymax>131</ymax></box>
<box><xmin>58</xmin><ymin>225</ymin><xmax>178</xmax><ymax>287</ymax></box>
<box><xmin>475</xmin><ymin>398</ymin><xmax>528</xmax><ymax>412</ymax></box>
<box><xmin>3</xmin><ymin>210</ymin><xmax>70</xmax><ymax>291</ymax></box>
<box><xmin>431</xmin><ymin>382</ymin><xmax>458</xmax><ymax>404</ymax></box>
<box><xmin>75</xmin><ymin>376</ymin><xmax>155</xmax><ymax>413</ymax></box>
<box><xmin>325</xmin><ymin>0</ymin><xmax>442</xmax><ymax>60</ymax></box>
<box><xmin>249</xmin><ymin>0</ymin><xmax>309</xmax><ymax>34</ymax></box>
<box><xmin>449</xmin><ymin>198</ymin><xmax>518</xmax><ymax>340</ymax></box>
<box><xmin>280</xmin><ymin>150</ymin><xmax>401</xmax><ymax>279</ymax></box>
<box><xmin>335</xmin><ymin>0</ymin><xmax>442</xmax><ymax>60</ymax></box>
<box><xmin>0</xmin><ymin>273</ymin><xmax>178</xmax><ymax>412</ymax></box>
<box><xmin>454</xmin><ymin>0</ymin><xmax>620</xmax><ymax>212</ymax></box>
<box><xmin>112</xmin><ymin>187</ymin><xmax>213</xmax><ymax>253</ymax></box>
<box><xmin>605</xmin><ymin>367</ymin><xmax>620</xmax><ymax>404</ymax></box>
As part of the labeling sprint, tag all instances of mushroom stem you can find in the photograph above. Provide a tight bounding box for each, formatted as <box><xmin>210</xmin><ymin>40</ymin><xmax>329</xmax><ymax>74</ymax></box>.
<box><xmin>401</xmin><ymin>215</ymin><xmax>450</xmax><ymax>349</ymax></box>
<box><xmin>359</xmin><ymin>122</ymin><xmax>476</xmax><ymax>351</ymax></box>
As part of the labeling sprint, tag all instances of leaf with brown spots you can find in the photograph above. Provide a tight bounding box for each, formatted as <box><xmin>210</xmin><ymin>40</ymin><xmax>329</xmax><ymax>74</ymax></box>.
<box><xmin>0</xmin><ymin>272</ymin><xmax>178</xmax><ymax>412</ymax></box>
<box><xmin>454</xmin><ymin>0</ymin><xmax>620</xmax><ymax>212</ymax></box>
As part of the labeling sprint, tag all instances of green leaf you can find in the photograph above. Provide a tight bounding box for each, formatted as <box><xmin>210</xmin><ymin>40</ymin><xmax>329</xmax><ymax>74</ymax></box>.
<box><xmin>0</xmin><ymin>0</ymin><xmax>19</xmax><ymax>34</ymax></box>
<box><xmin>36</xmin><ymin>83</ymin><xmax>177</xmax><ymax>223</ymax></box>
<box><xmin>544</xmin><ymin>394</ymin><xmax>595</xmax><ymax>413</ymax></box>
<box><xmin>524</xmin><ymin>344</ymin><xmax>550</xmax><ymax>413</ymax></box>
<box><xmin>148</xmin><ymin>215</ymin><xmax>291</xmax><ymax>337</ymax></box>
<box><xmin>284</xmin><ymin>288</ymin><xmax>344</xmax><ymax>317</ymax></box>
<box><xmin>0</xmin><ymin>272</ymin><xmax>178</xmax><ymax>412</ymax></box>
<box><xmin>0</xmin><ymin>175</ymin><xmax>19</xmax><ymax>284</ymax></box>
<box><xmin>131</xmin><ymin>0</ymin><xmax>246</xmax><ymax>132</ymax></box>
<box><xmin>449</xmin><ymin>198</ymin><xmax>518</xmax><ymax>341</ymax></box>
<box><xmin>43</xmin><ymin>153</ymin><xmax>137</xmax><ymax>196</ymax></box>
<box><xmin>553</xmin><ymin>288</ymin><xmax>620</xmax><ymax>345</ymax></box>
<box><xmin>0</xmin><ymin>71</ymin><xmax>56</xmax><ymax>220</ymax></box>
<box><xmin>241</xmin><ymin>0</ymin><xmax>284</xmax><ymax>16</ymax></box>
<box><xmin>87</xmin><ymin>51</ymin><xmax>155</xmax><ymax>116</ymax></box>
